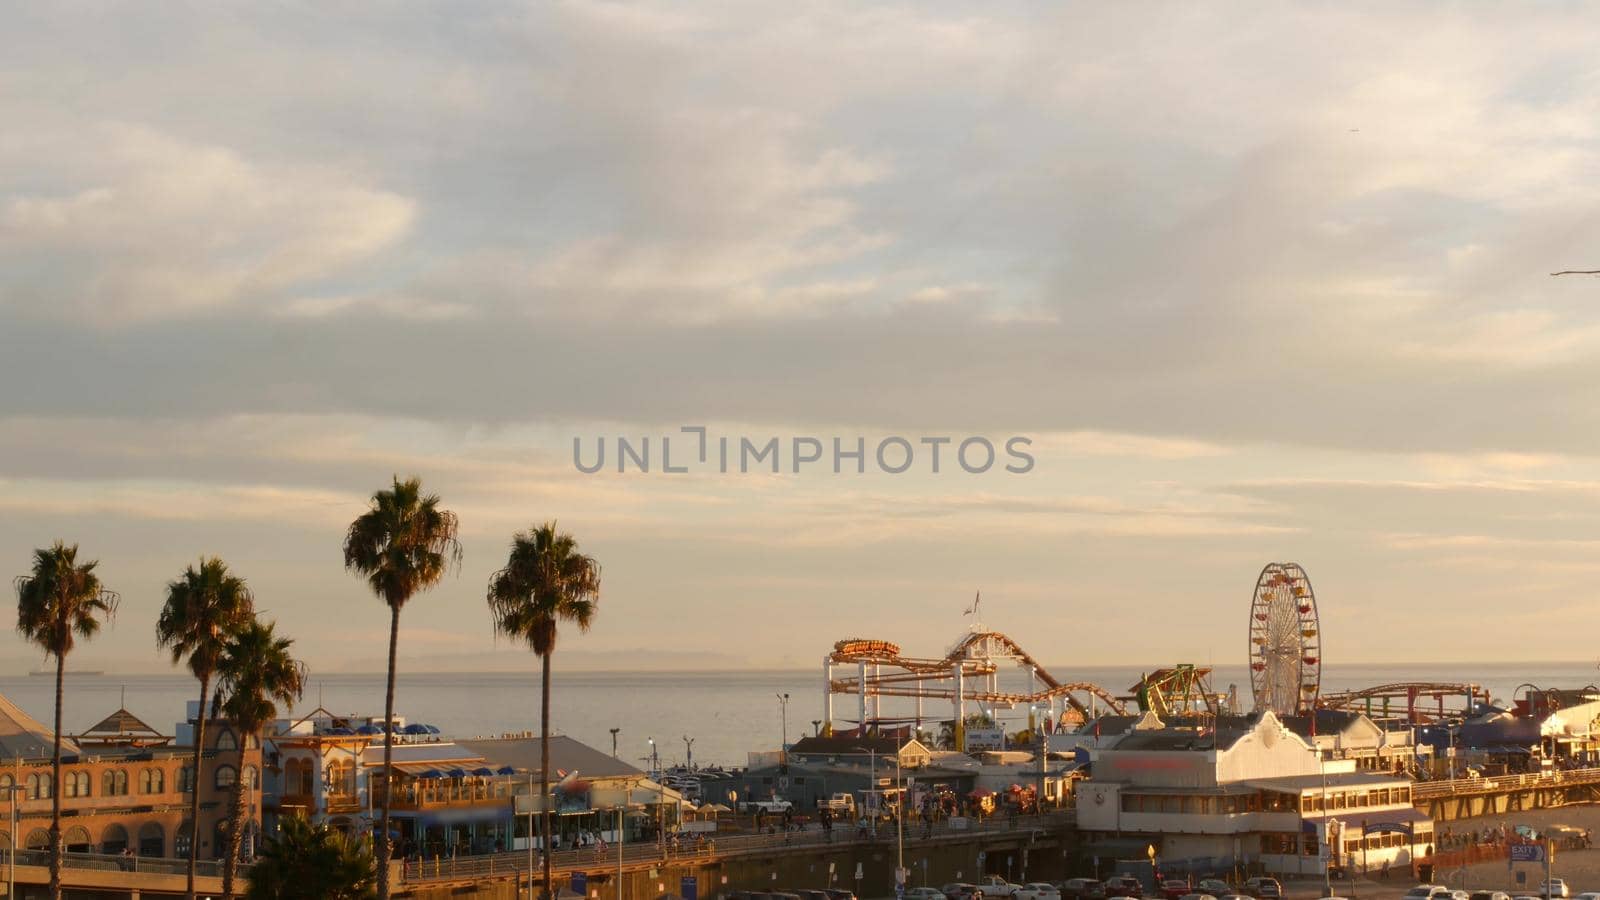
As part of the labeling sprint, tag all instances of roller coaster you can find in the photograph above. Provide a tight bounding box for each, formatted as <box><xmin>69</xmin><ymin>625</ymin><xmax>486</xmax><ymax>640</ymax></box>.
<box><xmin>1319</xmin><ymin>681</ymin><xmax>1487</xmax><ymax>724</ymax></box>
<box><xmin>822</xmin><ymin>630</ymin><xmax>1127</xmax><ymax>737</ymax></box>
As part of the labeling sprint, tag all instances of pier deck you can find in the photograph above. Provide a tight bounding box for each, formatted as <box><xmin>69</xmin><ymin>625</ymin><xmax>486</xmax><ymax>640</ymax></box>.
<box><xmin>1413</xmin><ymin>766</ymin><xmax>1600</xmax><ymax>821</ymax></box>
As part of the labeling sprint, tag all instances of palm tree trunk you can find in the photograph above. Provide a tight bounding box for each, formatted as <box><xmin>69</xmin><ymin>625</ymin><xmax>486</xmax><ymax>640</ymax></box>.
<box><xmin>187</xmin><ymin>672</ymin><xmax>210</xmax><ymax>900</ymax></box>
<box><xmin>220</xmin><ymin>737</ymin><xmax>248</xmax><ymax>900</ymax></box>
<box><xmin>541</xmin><ymin>650</ymin><xmax>553</xmax><ymax>900</ymax></box>
<box><xmin>49</xmin><ymin>651</ymin><xmax>63</xmax><ymax>900</ymax></box>
<box><xmin>377</xmin><ymin>603</ymin><xmax>400</xmax><ymax>900</ymax></box>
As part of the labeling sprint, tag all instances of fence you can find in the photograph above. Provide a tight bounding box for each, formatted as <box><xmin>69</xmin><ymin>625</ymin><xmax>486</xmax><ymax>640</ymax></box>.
<box><xmin>0</xmin><ymin>847</ymin><xmax>229</xmax><ymax>878</ymax></box>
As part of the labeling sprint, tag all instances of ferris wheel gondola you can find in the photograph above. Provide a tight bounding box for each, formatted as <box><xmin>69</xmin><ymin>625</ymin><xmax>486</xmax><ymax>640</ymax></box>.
<box><xmin>1247</xmin><ymin>562</ymin><xmax>1320</xmax><ymax>716</ymax></box>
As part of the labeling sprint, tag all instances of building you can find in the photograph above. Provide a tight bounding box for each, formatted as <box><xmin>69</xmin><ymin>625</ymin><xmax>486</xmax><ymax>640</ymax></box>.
<box><xmin>1075</xmin><ymin>711</ymin><xmax>1433</xmax><ymax>877</ymax></box>
<box><xmin>264</xmin><ymin>712</ymin><xmax>680</xmax><ymax>859</ymax></box>
<box><xmin>0</xmin><ymin>691</ymin><xmax>255</xmax><ymax>861</ymax></box>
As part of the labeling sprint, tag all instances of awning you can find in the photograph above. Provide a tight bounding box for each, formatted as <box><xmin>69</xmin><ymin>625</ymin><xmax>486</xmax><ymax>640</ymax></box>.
<box><xmin>1301</xmin><ymin>808</ymin><xmax>1431</xmax><ymax>836</ymax></box>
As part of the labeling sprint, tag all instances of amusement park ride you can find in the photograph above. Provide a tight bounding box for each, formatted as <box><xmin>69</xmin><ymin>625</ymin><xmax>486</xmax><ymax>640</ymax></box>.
<box><xmin>818</xmin><ymin>563</ymin><xmax>1487</xmax><ymax>741</ymax></box>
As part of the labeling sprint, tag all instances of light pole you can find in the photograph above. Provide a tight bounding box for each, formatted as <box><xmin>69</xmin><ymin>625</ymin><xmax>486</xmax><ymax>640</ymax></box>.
<box><xmin>853</xmin><ymin>745</ymin><xmax>879</xmax><ymax>838</ymax></box>
<box><xmin>777</xmin><ymin>694</ymin><xmax>790</xmax><ymax>757</ymax></box>
<box><xmin>611</xmin><ymin>728</ymin><xmax>620</xmax><ymax>759</ymax></box>
<box><xmin>683</xmin><ymin>736</ymin><xmax>695</xmax><ymax>770</ymax></box>
<box><xmin>812</xmin><ymin>720</ymin><xmax>822</xmax><ymax>737</ymax></box>
<box><xmin>648</xmin><ymin>739</ymin><xmax>663</xmax><ymax>848</ymax></box>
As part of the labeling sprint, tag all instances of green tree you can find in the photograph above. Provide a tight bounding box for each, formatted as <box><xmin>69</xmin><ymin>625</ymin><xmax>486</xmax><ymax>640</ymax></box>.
<box><xmin>215</xmin><ymin>619</ymin><xmax>307</xmax><ymax>900</ymax></box>
<box><xmin>247</xmin><ymin>815</ymin><xmax>376</xmax><ymax>900</ymax></box>
<box><xmin>486</xmin><ymin>523</ymin><xmax>600</xmax><ymax>900</ymax></box>
<box><xmin>14</xmin><ymin>541</ymin><xmax>119</xmax><ymax>900</ymax></box>
<box><xmin>157</xmin><ymin>557</ymin><xmax>256</xmax><ymax>900</ymax></box>
<box><xmin>343</xmin><ymin>476</ymin><xmax>460</xmax><ymax>899</ymax></box>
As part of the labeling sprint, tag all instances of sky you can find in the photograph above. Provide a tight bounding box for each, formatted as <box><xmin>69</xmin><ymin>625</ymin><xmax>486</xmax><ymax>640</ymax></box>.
<box><xmin>3</xmin><ymin>3</ymin><xmax>1600</xmax><ymax>676</ymax></box>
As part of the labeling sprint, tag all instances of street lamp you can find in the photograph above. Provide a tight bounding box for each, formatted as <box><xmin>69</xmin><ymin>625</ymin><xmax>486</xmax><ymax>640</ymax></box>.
<box><xmin>611</xmin><ymin>727</ymin><xmax>620</xmax><ymax>759</ymax></box>
<box><xmin>852</xmin><ymin>745</ymin><xmax>879</xmax><ymax>838</ymax></box>
<box><xmin>812</xmin><ymin>720</ymin><xmax>822</xmax><ymax>737</ymax></box>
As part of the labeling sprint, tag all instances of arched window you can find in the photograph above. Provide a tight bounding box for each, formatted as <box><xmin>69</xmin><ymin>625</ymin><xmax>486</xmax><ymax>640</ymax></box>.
<box><xmin>215</xmin><ymin>730</ymin><xmax>237</xmax><ymax>751</ymax></box>
<box><xmin>101</xmin><ymin>823</ymin><xmax>129</xmax><ymax>854</ymax></box>
<box><xmin>139</xmin><ymin>768</ymin><xmax>165</xmax><ymax>794</ymax></box>
<box><xmin>286</xmin><ymin>758</ymin><xmax>313</xmax><ymax>795</ymax></box>
<box><xmin>327</xmin><ymin>759</ymin><xmax>354</xmax><ymax>795</ymax></box>
<box><xmin>26</xmin><ymin>773</ymin><xmax>51</xmax><ymax>800</ymax></box>
<box><xmin>63</xmin><ymin>825</ymin><xmax>91</xmax><ymax>853</ymax></box>
<box><xmin>142</xmin><ymin>821</ymin><xmax>167</xmax><ymax>858</ymax></box>
<box><xmin>215</xmin><ymin>765</ymin><xmax>237</xmax><ymax>790</ymax></box>
<box><xmin>101</xmin><ymin>769</ymin><xmax>128</xmax><ymax>796</ymax></box>
<box><xmin>25</xmin><ymin>829</ymin><xmax>49</xmax><ymax>850</ymax></box>
<box><xmin>0</xmin><ymin>774</ymin><xmax>12</xmax><ymax>793</ymax></box>
<box><xmin>64</xmin><ymin>771</ymin><xmax>90</xmax><ymax>798</ymax></box>
<box><xmin>177</xmin><ymin>765</ymin><xmax>195</xmax><ymax>794</ymax></box>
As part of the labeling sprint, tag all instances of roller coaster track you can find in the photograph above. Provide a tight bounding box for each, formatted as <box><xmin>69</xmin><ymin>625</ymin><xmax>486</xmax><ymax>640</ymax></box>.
<box><xmin>1320</xmin><ymin>681</ymin><xmax>1485</xmax><ymax>722</ymax></box>
<box><xmin>828</xmin><ymin>631</ymin><xmax>1128</xmax><ymax>721</ymax></box>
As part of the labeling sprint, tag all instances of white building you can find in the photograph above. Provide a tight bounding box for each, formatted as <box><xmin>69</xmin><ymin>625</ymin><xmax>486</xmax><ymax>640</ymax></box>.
<box><xmin>1076</xmin><ymin>712</ymin><xmax>1432</xmax><ymax>877</ymax></box>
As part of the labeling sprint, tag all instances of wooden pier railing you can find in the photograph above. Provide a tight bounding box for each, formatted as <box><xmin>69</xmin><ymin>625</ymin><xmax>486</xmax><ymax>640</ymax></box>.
<box><xmin>1412</xmin><ymin>766</ymin><xmax>1600</xmax><ymax>800</ymax></box>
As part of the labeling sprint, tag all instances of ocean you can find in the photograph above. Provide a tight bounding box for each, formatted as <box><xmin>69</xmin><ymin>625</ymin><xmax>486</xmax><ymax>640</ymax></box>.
<box><xmin>3</xmin><ymin>661</ymin><xmax>1593</xmax><ymax>768</ymax></box>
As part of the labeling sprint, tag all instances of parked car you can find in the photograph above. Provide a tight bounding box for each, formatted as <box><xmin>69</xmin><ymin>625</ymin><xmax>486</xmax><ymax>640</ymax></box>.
<box><xmin>1161</xmin><ymin>882</ymin><xmax>1191</xmax><ymax>900</ymax></box>
<box><xmin>1242</xmin><ymin>879</ymin><xmax>1281</xmax><ymax>900</ymax></box>
<box><xmin>1450</xmin><ymin>891</ymin><xmax>1469</xmax><ymax>900</ymax></box>
<box><xmin>1539</xmin><ymin>881</ymin><xmax>1570</xmax><ymax>900</ymax></box>
<box><xmin>976</xmin><ymin>877</ymin><xmax>1022</xmax><ymax>899</ymax></box>
<box><xmin>823</xmin><ymin>891</ymin><xmax>858</xmax><ymax>900</ymax></box>
<box><xmin>1571</xmin><ymin>893</ymin><xmax>1600</xmax><ymax>900</ymax></box>
<box><xmin>1403</xmin><ymin>888</ymin><xmax>1451</xmax><ymax>900</ymax></box>
<box><xmin>942</xmin><ymin>884</ymin><xmax>982</xmax><ymax>900</ymax></box>
<box><xmin>1470</xmin><ymin>892</ymin><xmax>1512</xmax><ymax>900</ymax></box>
<box><xmin>1016</xmin><ymin>885</ymin><xmax>1062</xmax><ymax>900</ymax></box>
<box><xmin>1197</xmin><ymin>881</ymin><xmax>1231</xmax><ymax>898</ymax></box>
<box><xmin>905</xmin><ymin>890</ymin><xmax>948</xmax><ymax>900</ymax></box>
<box><xmin>1177</xmin><ymin>894</ymin><xmax>1216</xmax><ymax>900</ymax></box>
<box><xmin>1105</xmin><ymin>877</ymin><xmax>1144</xmax><ymax>899</ymax></box>
<box><xmin>1060</xmin><ymin>879</ymin><xmax>1105</xmax><ymax>900</ymax></box>
<box><xmin>791</xmin><ymin>891</ymin><xmax>831</xmax><ymax>900</ymax></box>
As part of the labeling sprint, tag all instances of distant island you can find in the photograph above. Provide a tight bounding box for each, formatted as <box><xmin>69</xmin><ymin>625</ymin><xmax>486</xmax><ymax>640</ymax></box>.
<box><xmin>27</xmin><ymin>670</ymin><xmax>104</xmax><ymax>677</ymax></box>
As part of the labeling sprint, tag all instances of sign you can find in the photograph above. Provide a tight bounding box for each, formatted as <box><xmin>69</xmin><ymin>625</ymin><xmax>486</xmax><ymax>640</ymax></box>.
<box><xmin>682</xmin><ymin>875</ymin><xmax>698</xmax><ymax>900</ymax></box>
<box><xmin>572</xmin><ymin>872</ymin><xmax>588</xmax><ymax>895</ymax></box>
<box><xmin>1511</xmin><ymin>844</ymin><xmax>1547</xmax><ymax>863</ymax></box>
<box><xmin>964</xmin><ymin>728</ymin><xmax>1005</xmax><ymax>752</ymax></box>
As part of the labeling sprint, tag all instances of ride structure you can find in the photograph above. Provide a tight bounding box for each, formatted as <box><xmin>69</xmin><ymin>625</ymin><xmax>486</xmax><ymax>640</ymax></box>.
<box><xmin>822</xmin><ymin>629</ymin><xmax>1127</xmax><ymax>740</ymax></box>
<box><xmin>1248</xmin><ymin>562</ymin><xmax>1321</xmax><ymax>716</ymax></box>
<box><xmin>1127</xmin><ymin>664</ymin><xmax>1233</xmax><ymax>719</ymax></box>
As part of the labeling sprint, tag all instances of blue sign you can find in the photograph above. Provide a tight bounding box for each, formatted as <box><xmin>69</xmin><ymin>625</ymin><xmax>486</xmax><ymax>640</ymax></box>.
<box><xmin>682</xmin><ymin>875</ymin><xmax>698</xmax><ymax>900</ymax></box>
<box><xmin>573</xmin><ymin>871</ymin><xmax>588</xmax><ymax>895</ymax></box>
<box><xmin>1511</xmin><ymin>844</ymin><xmax>1546</xmax><ymax>863</ymax></box>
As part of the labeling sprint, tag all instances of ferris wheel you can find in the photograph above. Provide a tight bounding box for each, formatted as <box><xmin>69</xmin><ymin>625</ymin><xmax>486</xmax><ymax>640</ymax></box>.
<box><xmin>1247</xmin><ymin>562</ymin><xmax>1321</xmax><ymax>716</ymax></box>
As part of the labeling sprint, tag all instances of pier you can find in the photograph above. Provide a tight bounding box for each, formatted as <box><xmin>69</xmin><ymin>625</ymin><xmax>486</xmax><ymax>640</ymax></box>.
<box><xmin>396</xmin><ymin>811</ymin><xmax>1077</xmax><ymax>899</ymax></box>
<box><xmin>1412</xmin><ymin>766</ymin><xmax>1600</xmax><ymax>822</ymax></box>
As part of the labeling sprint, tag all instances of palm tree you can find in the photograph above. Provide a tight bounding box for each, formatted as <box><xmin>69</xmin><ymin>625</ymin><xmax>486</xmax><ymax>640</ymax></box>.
<box><xmin>215</xmin><ymin>618</ymin><xmax>307</xmax><ymax>900</ymax></box>
<box><xmin>486</xmin><ymin>523</ymin><xmax>600</xmax><ymax>900</ymax></box>
<box><xmin>157</xmin><ymin>557</ymin><xmax>256</xmax><ymax>900</ymax></box>
<box><xmin>343</xmin><ymin>476</ymin><xmax>460</xmax><ymax>899</ymax></box>
<box><xmin>246</xmin><ymin>815</ymin><xmax>376</xmax><ymax>900</ymax></box>
<box><xmin>14</xmin><ymin>542</ymin><xmax>119</xmax><ymax>900</ymax></box>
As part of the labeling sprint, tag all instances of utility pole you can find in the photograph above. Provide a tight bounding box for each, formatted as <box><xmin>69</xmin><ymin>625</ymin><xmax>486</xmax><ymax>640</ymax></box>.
<box><xmin>777</xmin><ymin>693</ymin><xmax>790</xmax><ymax>759</ymax></box>
<box><xmin>611</xmin><ymin>727</ymin><xmax>620</xmax><ymax>759</ymax></box>
<box><xmin>682</xmin><ymin>736</ymin><xmax>694</xmax><ymax>770</ymax></box>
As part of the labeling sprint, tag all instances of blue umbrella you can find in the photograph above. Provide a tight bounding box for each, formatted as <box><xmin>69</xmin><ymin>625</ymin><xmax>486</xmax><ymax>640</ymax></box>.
<box><xmin>446</xmin><ymin>767</ymin><xmax>467</xmax><ymax>778</ymax></box>
<box><xmin>355</xmin><ymin>724</ymin><xmax>380</xmax><ymax>735</ymax></box>
<box><xmin>425</xmin><ymin>724</ymin><xmax>442</xmax><ymax>735</ymax></box>
<box><xmin>403</xmin><ymin>724</ymin><xmax>429</xmax><ymax>735</ymax></box>
<box><xmin>496</xmin><ymin>765</ymin><xmax>517</xmax><ymax>776</ymax></box>
<box><xmin>418</xmin><ymin>769</ymin><xmax>443</xmax><ymax>779</ymax></box>
<box><xmin>472</xmin><ymin>767</ymin><xmax>495</xmax><ymax>777</ymax></box>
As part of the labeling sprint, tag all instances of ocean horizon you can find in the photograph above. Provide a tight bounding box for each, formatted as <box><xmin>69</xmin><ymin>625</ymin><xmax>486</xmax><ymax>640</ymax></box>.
<box><xmin>4</xmin><ymin>660</ymin><xmax>1594</xmax><ymax>768</ymax></box>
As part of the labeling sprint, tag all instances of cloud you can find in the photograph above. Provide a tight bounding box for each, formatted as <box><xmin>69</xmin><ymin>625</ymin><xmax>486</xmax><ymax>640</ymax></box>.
<box><xmin>0</xmin><ymin>123</ymin><xmax>414</xmax><ymax>321</ymax></box>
